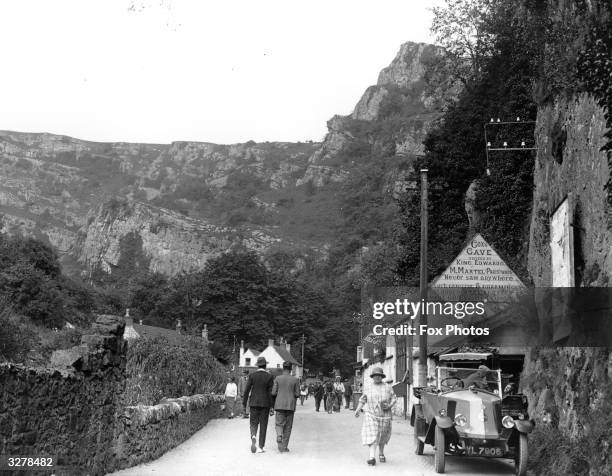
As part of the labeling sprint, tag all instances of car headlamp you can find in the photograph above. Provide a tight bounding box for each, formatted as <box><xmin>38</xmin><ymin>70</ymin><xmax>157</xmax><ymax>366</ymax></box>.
<box><xmin>502</xmin><ymin>415</ymin><xmax>515</xmax><ymax>428</ymax></box>
<box><xmin>439</xmin><ymin>409</ymin><xmax>447</xmax><ymax>417</ymax></box>
<box><xmin>454</xmin><ymin>414</ymin><xmax>467</xmax><ymax>427</ymax></box>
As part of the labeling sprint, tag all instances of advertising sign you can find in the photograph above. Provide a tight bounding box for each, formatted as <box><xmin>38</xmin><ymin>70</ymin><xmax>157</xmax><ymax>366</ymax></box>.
<box><xmin>431</xmin><ymin>234</ymin><xmax>524</xmax><ymax>289</ymax></box>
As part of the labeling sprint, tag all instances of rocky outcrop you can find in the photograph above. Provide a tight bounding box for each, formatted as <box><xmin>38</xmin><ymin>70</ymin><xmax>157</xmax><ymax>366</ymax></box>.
<box><xmin>0</xmin><ymin>41</ymin><xmax>445</xmax><ymax>278</ymax></box>
<box><xmin>528</xmin><ymin>94</ymin><xmax>611</xmax><ymax>287</ymax></box>
<box><xmin>77</xmin><ymin>200</ymin><xmax>280</xmax><ymax>276</ymax></box>
<box><xmin>300</xmin><ymin>42</ymin><xmax>444</xmax><ymax>189</ymax></box>
<box><xmin>377</xmin><ymin>42</ymin><xmax>442</xmax><ymax>89</ymax></box>
<box><xmin>352</xmin><ymin>86</ymin><xmax>390</xmax><ymax>121</ymax></box>
<box><xmin>522</xmin><ymin>94</ymin><xmax>611</xmax><ymax>442</ymax></box>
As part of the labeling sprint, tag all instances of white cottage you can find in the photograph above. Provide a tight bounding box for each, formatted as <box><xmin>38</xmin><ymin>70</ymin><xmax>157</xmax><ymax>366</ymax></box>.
<box><xmin>239</xmin><ymin>338</ymin><xmax>303</xmax><ymax>378</ymax></box>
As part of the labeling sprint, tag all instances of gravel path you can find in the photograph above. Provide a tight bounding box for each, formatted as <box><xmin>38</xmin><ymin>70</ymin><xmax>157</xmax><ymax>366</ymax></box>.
<box><xmin>108</xmin><ymin>397</ymin><xmax>516</xmax><ymax>476</ymax></box>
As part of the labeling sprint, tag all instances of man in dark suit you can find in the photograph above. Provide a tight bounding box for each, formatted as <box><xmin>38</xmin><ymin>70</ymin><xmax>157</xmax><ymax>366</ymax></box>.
<box><xmin>272</xmin><ymin>361</ymin><xmax>301</xmax><ymax>452</ymax></box>
<box><xmin>242</xmin><ymin>356</ymin><xmax>274</xmax><ymax>453</ymax></box>
<box><xmin>313</xmin><ymin>381</ymin><xmax>324</xmax><ymax>412</ymax></box>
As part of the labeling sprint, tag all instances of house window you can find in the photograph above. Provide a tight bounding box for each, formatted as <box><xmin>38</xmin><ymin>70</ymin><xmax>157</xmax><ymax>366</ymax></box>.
<box><xmin>277</xmin><ymin>364</ymin><xmax>280</xmax><ymax>368</ymax></box>
<box><xmin>245</xmin><ymin>358</ymin><xmax>251</xmax><ymax>366</ymax></box>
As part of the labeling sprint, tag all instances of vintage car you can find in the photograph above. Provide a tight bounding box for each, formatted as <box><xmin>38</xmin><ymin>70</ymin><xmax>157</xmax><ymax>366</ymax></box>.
<box><xmin>410</xmin><ymin>353</ymin><xmax>533</xmax><ymax>475</ymax></box>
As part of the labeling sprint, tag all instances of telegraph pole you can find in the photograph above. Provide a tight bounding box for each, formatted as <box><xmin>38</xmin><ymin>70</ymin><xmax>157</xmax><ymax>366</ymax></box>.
<box><xmin>418</xmin><ymin>169</ymin><xmax>429</xmax><ymax>387</ymax></box>
<box><xmin>301</xmin><ymin>334</ymin><xmax>306</xmax><ymax>379</ymax></box>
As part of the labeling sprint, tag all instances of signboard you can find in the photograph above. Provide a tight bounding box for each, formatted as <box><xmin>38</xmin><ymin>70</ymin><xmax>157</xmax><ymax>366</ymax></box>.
<box><xmin>431</xmin><ymin>234</ymin><xmax>524</xmax><ymax>289</ymax></box>
<box><xmin>550</xmin><ymin>195</ymin><xmax>574</xmax><ymax>341</ymax></box>
<box><xmin>550</xmin><ymin>196</ymin><xmax>574</xmax><ymax>287</ymax></box>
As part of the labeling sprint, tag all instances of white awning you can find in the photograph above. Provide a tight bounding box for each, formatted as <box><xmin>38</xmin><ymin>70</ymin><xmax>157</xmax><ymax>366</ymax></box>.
<box><xmin>439</xmin><ymin>352</ymin><xmax>492</xmax><ymax>361</ymax></box>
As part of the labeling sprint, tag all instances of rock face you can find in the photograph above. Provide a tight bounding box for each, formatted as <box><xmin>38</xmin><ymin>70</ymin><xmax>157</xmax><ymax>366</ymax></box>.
<box><xmin>376</xmin><ymin>42</ymin><xmax>440</xmax><ymax>89</ymax></box>
<box><xmin>528</xmin><ymin>94</ymin><xmax>611</xmax><ymax>288</ymax></box>
<box><xmin>298</xmin><ymin>42</ymin><xmax>444</xmax><ymax>189</ymax></box>
<box><xmin>0</xmin><ymin>41</ymin><xmax>444</xmax><ymax>278</ymax></box>
<box><xmin>77</xmin><ymin>200</ymin><xmax>284</xmax><ymax>277</ymax></box>
<box><xmin>522</xmin><ymin>94</ymin><xmax>611</xmax><ymax>437</ymax></box>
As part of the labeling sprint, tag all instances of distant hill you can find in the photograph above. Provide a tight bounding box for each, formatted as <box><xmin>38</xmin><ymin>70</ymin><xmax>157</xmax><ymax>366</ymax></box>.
<box><xmin>0</xmin><ymin>41</ymin><xmax>445</xmax><ymax>279</ymax></box>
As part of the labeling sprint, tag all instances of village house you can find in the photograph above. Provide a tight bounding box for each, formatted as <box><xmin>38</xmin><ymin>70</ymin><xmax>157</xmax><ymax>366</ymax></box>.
<box><xmin>123</xmin><ymin>310</ymin><xmax>210</xmax><ymax>346</ymax></box>
<box><xmin>239</xmin><ymin>338</ymin><xmax>302</xmax><ymax>378</ymax></box>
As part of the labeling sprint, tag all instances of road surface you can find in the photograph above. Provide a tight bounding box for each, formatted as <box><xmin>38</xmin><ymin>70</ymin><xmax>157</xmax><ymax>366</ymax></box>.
<box><xmin>108</xmin><ymin>397</ymin><xmax>517</xmax><ymax>476</ymax></box>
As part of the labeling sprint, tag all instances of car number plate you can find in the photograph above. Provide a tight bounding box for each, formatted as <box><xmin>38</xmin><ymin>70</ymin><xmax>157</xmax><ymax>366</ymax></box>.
<box><xmin>466</xmin><ymin>446</ymin><xmax>505</xmax><ymax>457</ymax></box>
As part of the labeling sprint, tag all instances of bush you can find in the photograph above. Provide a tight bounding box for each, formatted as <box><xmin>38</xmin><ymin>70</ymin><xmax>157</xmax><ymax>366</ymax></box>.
<box><xmin>124</xmin><ymin>335</ymin><xmax>226</xmax><ymax>405</ymax></box>
<box><xmin>0</xmin><ymin>308</ymin><xmax>33</xmax><ymax>362</ymax></box>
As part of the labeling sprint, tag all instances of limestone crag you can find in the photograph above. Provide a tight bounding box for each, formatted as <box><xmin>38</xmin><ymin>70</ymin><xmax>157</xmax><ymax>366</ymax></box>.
<box><xmin>0</xmin><ymin>41</ymin><xmax>445</xmax><ymax>278</ymax></box>
<box><xmin>377</xmin><ymin>42</ymin><xmax>442</xmax><ymax>88</ymax></box>
<box><xmin>300</xmin><ymin>42</ymin><xmax>443</xmax><ymax>189</ymax></box>
<box><xmin>78</xmin><ymin>200</ymin><xmax>281</xmax><ymax>276</ymax></box>
<box><xmin>352</xmin><ymin>86</ymin><xmax>390</xmax><ymax>121</ymax></box>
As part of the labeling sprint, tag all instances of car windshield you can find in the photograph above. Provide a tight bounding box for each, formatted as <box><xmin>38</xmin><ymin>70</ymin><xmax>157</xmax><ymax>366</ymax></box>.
<box><xmin>437</xmin><ymin>367</ymin><xmax>501</xmax><ymax>394</ymax></box>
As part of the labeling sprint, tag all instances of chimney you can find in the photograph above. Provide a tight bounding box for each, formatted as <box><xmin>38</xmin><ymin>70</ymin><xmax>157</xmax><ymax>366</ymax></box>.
<box><xmin>268</xmin><ymin>339</ymin><xmax>274</xmax><ymax>348</ymax></box>
<box><xmin>176</xmin><ymin>319</ymin><xmax>182</xmax><ymax>335</ymax></box>
<box><xmin>239</xmin><ymin>339</ymin><xmax>245</xmax><ymax>364</ymax></box>
<box><xmin>286</xmin><ymin>343</ymin><xmax>291</xmax><ymax>352</ymax></box>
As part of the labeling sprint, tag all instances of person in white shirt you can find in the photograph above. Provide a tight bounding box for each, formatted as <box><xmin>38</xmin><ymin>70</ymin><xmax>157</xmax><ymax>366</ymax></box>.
<box><xmin>224</xmin><ymin>376</ymin><xmax>238</xmax><ymax>419</ymax></box>
<box><xmin>333</xmin><ymin>376</ymin><xmax>345</xmax><ymax>412</ymax></box>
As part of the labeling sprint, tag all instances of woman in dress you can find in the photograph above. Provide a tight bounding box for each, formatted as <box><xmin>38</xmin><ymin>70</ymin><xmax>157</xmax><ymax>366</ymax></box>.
<box><xmin>224</xmin><ymin>376</ymin><xmax>238</xmax><ymax>419</ymax></box>
<box><xmin>354</xmin><ymin>367</ymin><xmax>397</xmax><ymax>465</ymax></box>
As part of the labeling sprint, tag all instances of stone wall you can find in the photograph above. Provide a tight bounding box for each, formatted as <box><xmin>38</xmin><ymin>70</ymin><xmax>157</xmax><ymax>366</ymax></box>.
<box><xmin>113</xmin><ymin>394</ymin><xmax>224</xmax><ymax>471</ymax></box>
<box><xmin>0</xmin><ymin>315</ymin><xmax>127</xmax><ymax>475</ymax></box>
<box><xmin>0</xmin><ymin>315</ymin><xmax>225</xmax><ymax>475</ymax></box>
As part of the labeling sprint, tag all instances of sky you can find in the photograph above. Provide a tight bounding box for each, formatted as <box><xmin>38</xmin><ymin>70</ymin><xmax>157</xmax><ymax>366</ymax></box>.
<box><xmin>0</xmin><ymin>0</ymin><xmax>439</xmax><ymax>145</ymax></box>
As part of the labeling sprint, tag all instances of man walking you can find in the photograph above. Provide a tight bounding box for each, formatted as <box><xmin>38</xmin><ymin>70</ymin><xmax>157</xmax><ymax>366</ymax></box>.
<box><xmin>242</xmin><ymin>356</ymin><xmax>274</xmax><ymax>453</ymax></box>
<box><xmin>333</xmin><ymin>376</ymin><xmax>345</xmax><ymax>412</ymax></box>
<box><xmin>272</xmin><ymin>361</ymin><xmax>301</xmax><ymax>452</ymax></box>
<box><xmin>314</xmin><ymin>381</ymin><xmax>324</xmax><ymax>412</ymax></box>
<box><xmin>343</xmin><ymin>378</ymin><xmax>353</xmax><ymax>409</ymax></box>
<box><xmin>238</xmin><ymin>370</ymin><xmax>250</xmax><ymax>418</ymax></box>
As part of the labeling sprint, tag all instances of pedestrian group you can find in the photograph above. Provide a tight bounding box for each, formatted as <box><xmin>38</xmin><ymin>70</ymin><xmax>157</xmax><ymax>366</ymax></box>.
<box><xmin>223</xmin><ymin>358</ymin><xmax>398</xmax><ymax>465</ymax></box>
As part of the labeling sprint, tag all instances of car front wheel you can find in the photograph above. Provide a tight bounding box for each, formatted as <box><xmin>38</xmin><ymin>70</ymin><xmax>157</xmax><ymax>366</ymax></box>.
<box><xmin>434</xmin><ymin>424</ymin><xmax>445</xmax><ymax>473</ymax></box>
<box><xmin>414</xmin><ymin>429</ymin><xmax>424</xmax><ymax>455</ymax></box>
<box><xmin>515</xmin><ymin>433</ymin><xmax>528</xmax><ymax>476</ymax></box>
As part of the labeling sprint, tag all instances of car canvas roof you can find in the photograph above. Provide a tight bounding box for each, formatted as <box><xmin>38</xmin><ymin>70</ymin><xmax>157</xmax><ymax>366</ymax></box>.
<box><xmin>439</xmin><ymin>352</ymin><xmax>493</xmax><ymax>361</ymax></box>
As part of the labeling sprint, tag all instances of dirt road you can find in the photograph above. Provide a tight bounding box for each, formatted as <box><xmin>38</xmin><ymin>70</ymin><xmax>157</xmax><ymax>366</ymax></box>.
<box><xmin>108</xmin><ymin>397</ymin><xmax>516</xmax><ymax>476</ymax></box>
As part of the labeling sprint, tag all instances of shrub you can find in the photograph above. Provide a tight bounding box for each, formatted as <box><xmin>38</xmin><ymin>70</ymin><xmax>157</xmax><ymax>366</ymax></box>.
<box><xmin>0</xmin><ymin>307</ymin><xmax>33</xmax><ymax>362</ymax></box>
<box><xmin>124</xmin><ymin>335</ymin><xmax>226</xmax><ymax>405</ymax></box>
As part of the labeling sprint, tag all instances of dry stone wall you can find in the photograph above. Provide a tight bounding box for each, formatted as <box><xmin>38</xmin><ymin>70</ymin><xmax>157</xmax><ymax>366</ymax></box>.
<box><xmin>114</xmin><ymin>394</ymin><xmax>224</xmax><ymax>470</ymax></box>
<box><xmin>0</xmin><ymin>315</ymin><xmax>224</xmax><ymax>475</ymax></box>
<box><xmin>0</xmin><ymin>315</ymin><xmax>127</xmax><ymax>475</ymax></box>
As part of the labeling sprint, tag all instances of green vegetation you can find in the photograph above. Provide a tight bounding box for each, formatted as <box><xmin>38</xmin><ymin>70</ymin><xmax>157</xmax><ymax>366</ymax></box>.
<box><xmin>0</xmin><ymin>231</ymin><xmax>125</xmax><ymax>363</ymax></box>
<box><xmin>124</xmin><ymin>335</ymin><xmax>226</xmax><ymax>405</ymax></box>
<box><xmin>126</xmin><ymin>250</ymin><xmax>356</xmax><ymax>375</ymax></box>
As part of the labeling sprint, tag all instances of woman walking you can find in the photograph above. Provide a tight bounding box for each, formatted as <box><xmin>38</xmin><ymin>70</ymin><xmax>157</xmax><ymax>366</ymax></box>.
<box><xmin>354</xmin><ymin>367</ymin><xmax>397</xmax><ymax>465</ymax></box>
<box><xmin>224</xmin><ymin>376</ymin><xmax>238</xmax><ymax>419</ymax></box>
<box><xmin>299</xmin><ymin>384</ymin><xmax>308</xmax><ymax>405</ymax></box>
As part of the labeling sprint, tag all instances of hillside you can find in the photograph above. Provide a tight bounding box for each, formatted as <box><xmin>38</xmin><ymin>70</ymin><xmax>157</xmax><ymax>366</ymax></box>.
<box><xmin>0</xmin><ymin>41</ymin><xmax>444</xmax><ymax>280</ymax></box>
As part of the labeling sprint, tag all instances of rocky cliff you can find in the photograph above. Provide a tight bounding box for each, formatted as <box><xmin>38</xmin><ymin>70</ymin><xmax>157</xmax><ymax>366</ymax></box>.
<box><xmin>521</xmin><ymin>94</ymin><xmax>611</xmax><ymax>465</ymax></box>
<box><xmin>0</xmin><ymin>41</ymin><xmax>444</xmax><ymax>278</ymax></box>
<box><xmin>299</xmin><ymin>42</ymin><xmax>443</xmax><ymax>189</ymax></box>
